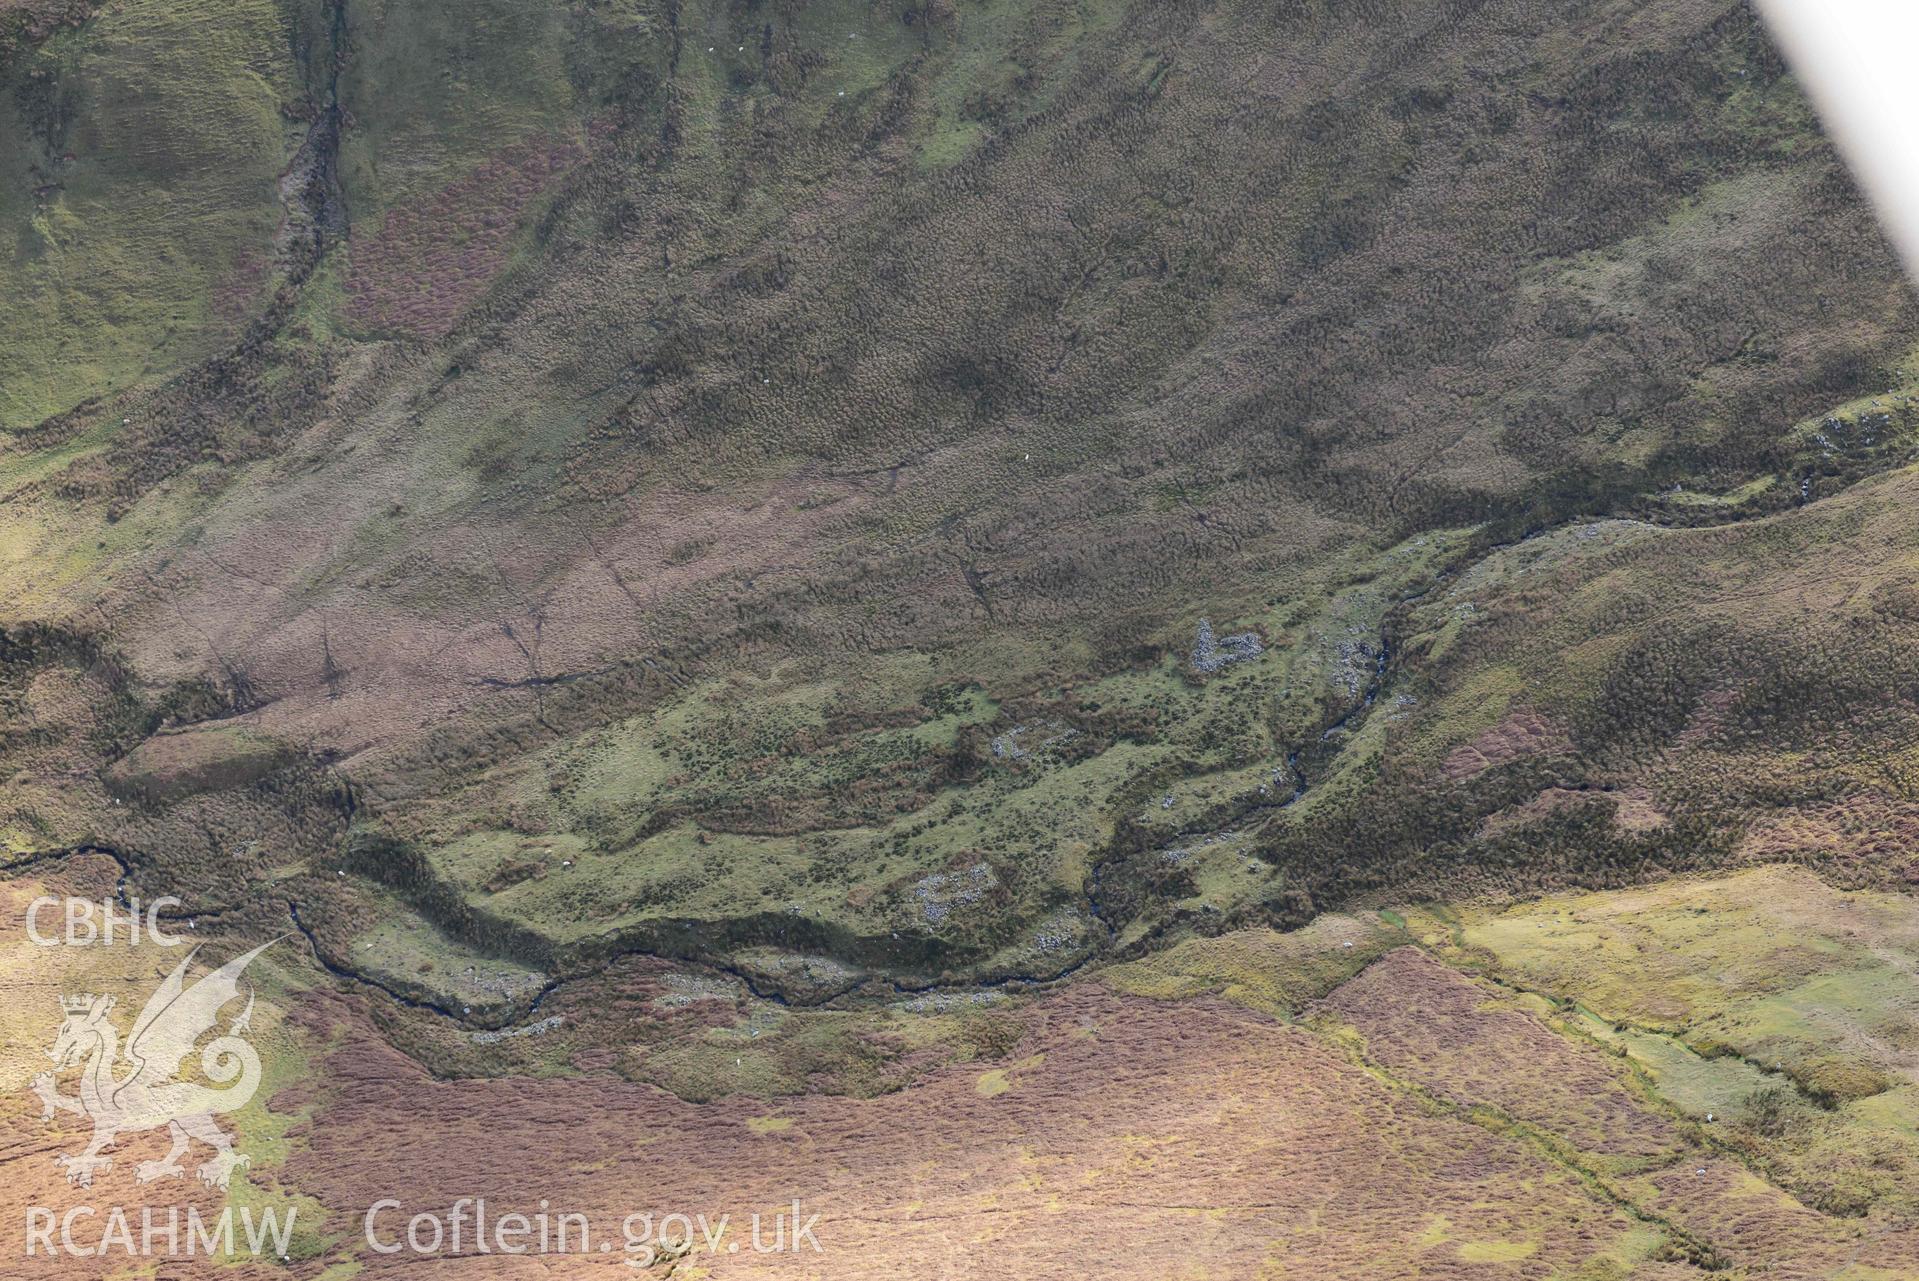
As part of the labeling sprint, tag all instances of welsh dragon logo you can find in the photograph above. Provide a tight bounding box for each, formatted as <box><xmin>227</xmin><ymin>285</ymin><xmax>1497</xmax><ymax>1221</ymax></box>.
<box><xmin>30</xmin><ymin>940</ymin><xmax>278</xmax><ymax>1189</ymax></box>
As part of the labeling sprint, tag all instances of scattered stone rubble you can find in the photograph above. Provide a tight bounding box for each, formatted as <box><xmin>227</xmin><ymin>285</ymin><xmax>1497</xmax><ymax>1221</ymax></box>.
<box><xmin>650</xmin><ymin>972</ymin><xmax>736</xmax><ymax>1010</ymax></box>
<box><xmin>445</xmin><ymin>959</ymin><xmax>547</xmax><ymax>1007</ymax></box>
<box><xmin>894</xmin><ymin>990</ymin><xmax>1004</xmax><ymax>1014</ymax></box>
<box><xmin>912</xmin><ymin>863</ymin><xmax>995</xmax><ymax>925</ymax></box>
<box><xmin>1331</xmin><ymin>626</ymin><xmax>1378</xmax><ymax>698</ymax></box>
<box><xmin>469</xmin><ymin>1015</ymin><xmax>563</xmax><ymax>1045</ymax></box>
<box><xmin>1191</xmin><ymin>619</ymin><xmax>1264</xmax><ymax>674</ymax></box>
<box><xmin>991</xmin><ymin>721</ymin><xmax>1081</xmax><ymax>760</ymax></box>
<box><xmin>1030</xmin><ymin>913</ymin><xmax>1086</xmax><ymax>955</ymax></box>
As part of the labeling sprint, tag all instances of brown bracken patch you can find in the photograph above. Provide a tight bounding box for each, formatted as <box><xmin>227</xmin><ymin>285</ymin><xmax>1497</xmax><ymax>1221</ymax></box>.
<box><xmin>1441</xmin><ymin>709</ymin><xmax>1574</xmax><ymax>781</ymax></box>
